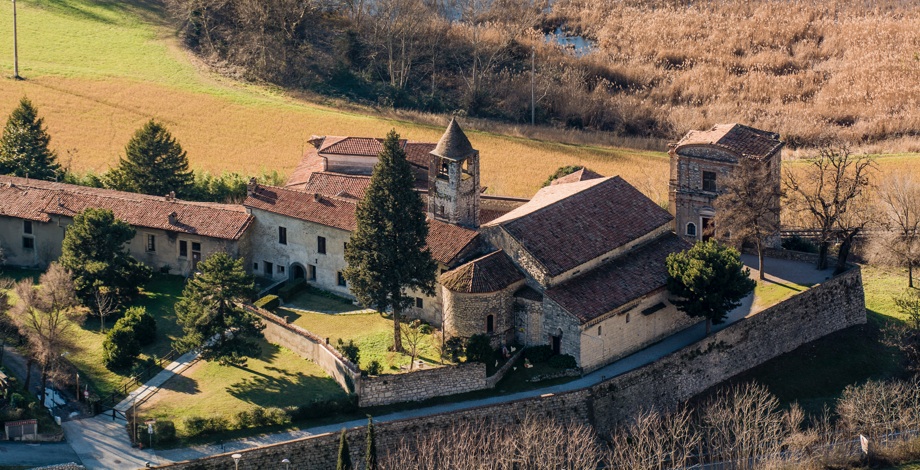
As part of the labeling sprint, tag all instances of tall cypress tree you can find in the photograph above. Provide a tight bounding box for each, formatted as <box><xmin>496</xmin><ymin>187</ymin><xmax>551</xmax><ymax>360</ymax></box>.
<box><xmin>336</xmin><ymin>428</ymin><xmax>352</xmax><ymax>470</ymax></box>
<box><xmin>0</xmin><ymin>97</ymin><xmax>61</xmax><ymax>180</ymax></box>
<box><xmin>106</xmin><ymin>119</ymin><xmax>194</xmax><ymax>197</ymax></box>
<box><xmin>343</xmin><ymin>129</ymin><xmax>436</xmax><ymax>352</ymax></box>
<box><xmin>365</xmin><ymin>416</ymin><xmax>377</xmax><ymax>470</ymax></box>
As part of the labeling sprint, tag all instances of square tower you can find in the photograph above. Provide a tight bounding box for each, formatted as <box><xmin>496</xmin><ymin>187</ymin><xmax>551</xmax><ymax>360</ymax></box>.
<box><xmin>427</xmin><ymin>118</ymin><xmax>481</xmax><ymax>228</ymax></box>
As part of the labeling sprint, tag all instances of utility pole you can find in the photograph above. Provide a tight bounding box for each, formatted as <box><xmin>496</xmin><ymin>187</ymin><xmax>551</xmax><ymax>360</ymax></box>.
<box><xmin>530</xmin><ymin>47</ymin><xmax>535</xmax><ymax>126</ymax></box>
<box><xmin>12</xmin><ymin>0</ymin><xmax>21</xmax><ymax>80</ymax></box>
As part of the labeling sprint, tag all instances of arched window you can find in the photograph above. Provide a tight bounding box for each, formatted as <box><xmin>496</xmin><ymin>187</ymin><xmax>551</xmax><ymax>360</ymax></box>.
<box><xmin>597</xmin><ymin>326</ymin><xmax>602</xmax><ymax>336</ymax></box>
<box><xmin>486</xmin><ymin>315</ymin><xmax>494</xmax><ymax>334</ymax></box>
<box><xmin>686</xmin><ymin>222</ymin><xmax>697</xmax><ymax>237</ymax></box>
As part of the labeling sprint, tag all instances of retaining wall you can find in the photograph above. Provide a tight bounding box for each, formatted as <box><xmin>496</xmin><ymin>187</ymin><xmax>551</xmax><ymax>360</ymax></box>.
<box><xmin>163</xmin><ymin>265</ymin><xmax>865</xmax><ymax>469</ymax></box>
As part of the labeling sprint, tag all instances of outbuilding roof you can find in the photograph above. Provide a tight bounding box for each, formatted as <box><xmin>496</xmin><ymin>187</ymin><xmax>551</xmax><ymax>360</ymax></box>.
<box><xmin>440</xmin><ymin>251</ymin><xmax>524</xmax><ymax>294</ymax></box>
<box><xmin>485</xmin><ymin>176</ymin><xmax>674</xmax><ymax>277</ymax></box>
<box><xmin>0</xmin><ymin>175</ymin><xmax>253</xmax><ymax>240</ymax></box>
<box><xmin>673</xmin><ymin>123</ymin><xmax>783</xmax><ymax>160</ymax></box>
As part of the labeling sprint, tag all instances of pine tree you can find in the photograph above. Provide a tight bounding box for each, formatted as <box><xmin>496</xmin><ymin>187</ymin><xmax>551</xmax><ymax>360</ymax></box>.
<box><xmin>174</xmin><ymin>252</ymin><xmax>263</xmax><ymax>366</ymax></box>
<box><xmin>59</xmin><ymin>208</ymin><xmax>152</xmax><ymax>306</ymax></box>
<box><xmin>666</xmin><ymin>240</ymin><xmax>756</xmax><ymax>335</ymax></box>
<box><xmin>106</xmin><ymin>119</ymin><xmax>194</xmax><ymax>197</ymax></box>
<box><xmin>365</xmin><ymin>416</ymin><xmax>377</xmax><ymax>470</ymax></box>
<box><xmin>343</xmin><ymin>129</ymin><xmax>437</xmax><ymax>352</ymax></box>
<box><xmin>336</xmin><ymin>428</ymin><xmax>352</xmax><ymax>470</ymax></box>
<box><xmin>0</xmin><ymin>97</ymin><xmax>61</xmax><ymax>180</ymax></box>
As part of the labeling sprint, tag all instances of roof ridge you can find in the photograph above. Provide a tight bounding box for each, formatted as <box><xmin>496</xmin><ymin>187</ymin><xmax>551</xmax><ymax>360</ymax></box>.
<box><xmin>502</xmin><ymin>176</ymin><xmax>615</xmax><ymax>224</ymax></box>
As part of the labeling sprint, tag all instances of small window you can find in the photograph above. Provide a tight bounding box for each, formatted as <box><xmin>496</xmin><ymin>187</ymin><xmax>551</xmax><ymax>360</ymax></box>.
<box><xmin>415</xmin><ymin>297</ymin><xmax>423</xmax><ymax>309</ymax></box>
<box><xmin>626</xmin><ymin>313</ymin><xmax>631</xmax><ymax>323</ymax></box>
<box><xmin>23</xmin><ymin>220</ymin><xmax>32</xmax><ymax>234</ymax></box>
<box><xmin>686</xmin><ymin>223</ymin><xmax>697</xmax><ymax>237</ymax></box>
<box><xmin>702</xmin><ymin>171</ymin><xmax>717</xmax><ymax>192</ymax></box>
<box><xmin>22</xmin><ymin>237</ymin><xmax>34</xmax><ymax>250</ymax></box>
<box><xmin>486</xmin><ymin>315</ymin><xmax>494</xmax><ymax>333</ymax></box>
<box><xmin>253</xmin><ymin>262</ymin><xmax>259</xmax><ymax>270</ymax></box>
<box><xmin>437</xmin><ymin>205</ymin><xmax>445</xmax><ymax>217</ymax></box>
<box><xmin>337</xmin><ymin>271</ymin><xmax>346</xmax><ymax>286</ymax></box>
<box><xmin>179</xmin><ymin>240</ymin><xmax>188</xmax><ymax>258</ymax></box>
<box><xmin>318</xmin><ymin>236</ymin><xmax>327</xmax><ymax>254</ymax></box>
<box><xmin>277</xmin><ymin>265</ymin><xmax>285</xmax><ymax>274</ymax></box>
<box><xmin>308</xmin><ymin>264</ymin><xmax>317</xmax><ymax>281</ymax></box>
<box><xmin>264</xmin><ymin>261</ymin><xmax>273</xmax><ymax>276</ymax></box>
<box><xmin>146</xmin><ymin>234</ymin><xmax>156</xmax><ymax>252</ymax></box>
<box><xmin>191</xmin><ymin>242</ymin><xmax>201</xmax><ymax>252</ymax></box>
<box><xmin>597</xmin><ymin>326</ymin><xmax>602</xmax><ymax>336</ymax></box>
<box><xmin>279</xmin><ymin>226</ymin><xmax>287</xmax><ymax>245</ymax></box>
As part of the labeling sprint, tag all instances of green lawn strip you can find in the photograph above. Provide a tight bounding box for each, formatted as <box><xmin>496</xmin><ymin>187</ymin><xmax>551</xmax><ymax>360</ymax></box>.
<box><xmin>281</xmin><ymin>307</ymin><xmax>442</xmax><ymax>372</ymax></box>
<box><xmin>716</xmin><ymin>265</ymin><xmax>911</xmax><ymax>415</ymax></box>
<box><xmin>284</xmin><ymin>290</ymin><xmax>364</xmax><ymax>314</ymax></box>
<box><xmin>891</xmin><ymin>462</ymin><xmax>920</xmax><ymax>470</ymax></box>
<box><xmin>139</xmin><ymin>338</ymin><xmax>346</xmax><ymax>436</ymax></box>
<box><xmin>753</xmin><ymin>278</ymin><xmax>812</xmax><ymax>310</ymax></box>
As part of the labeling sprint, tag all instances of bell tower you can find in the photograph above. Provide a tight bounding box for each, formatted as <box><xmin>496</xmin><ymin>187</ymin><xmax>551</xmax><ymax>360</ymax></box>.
<box><xmin>427</xmin><ymin>118</ymin><xmax>480</xmax><ymax>228</ymax></box>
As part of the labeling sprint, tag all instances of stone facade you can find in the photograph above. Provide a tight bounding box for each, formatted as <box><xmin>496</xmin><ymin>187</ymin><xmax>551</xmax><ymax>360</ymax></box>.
<box><xmin>358</xmin><ymin>362</ymin><xmax>487</xmax><ymax>407</ymax></box>
<box><xmin>441</xmin><ymin>280</ymin><xmax>523</xmax><ymax>346</ymax></box>
<box><xmin>160</xmin><ymin>265</ymin><xmax>865</xmax><ymax>470</ymax></box>
<box><xmin>427</xmin><ymin>154</ymin><xmax>480</xmax><ymax>229</ymax></box>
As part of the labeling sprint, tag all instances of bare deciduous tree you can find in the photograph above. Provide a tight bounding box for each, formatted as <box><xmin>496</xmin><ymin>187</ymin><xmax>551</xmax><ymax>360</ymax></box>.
<box><xmin>11</xmin><ymin>263</ymin><xmax>86</xmax><ymax>405</ymax></box>
<box><xmin>716</xmin><ymin>158</ymin><xmax>782</xmax><ymax>280</ymax></box>
<box><xmin>400</xmin><ymin>319</ymin><xmax>425</xmax><ymax>370</ymax></box>
<box><xmin>93</xmin><ymin>285</ymin><xmax>119</xmax><ymax>333</ymax></box>
<box><xmin>872</xmin><ymin>174</ymin><xmax>920</xmax><ymax>287</ymax></box>
<box><xmin>784</xmin><ymin>146</ymin><xmax>875</xmax><ymax>272</ymax></box>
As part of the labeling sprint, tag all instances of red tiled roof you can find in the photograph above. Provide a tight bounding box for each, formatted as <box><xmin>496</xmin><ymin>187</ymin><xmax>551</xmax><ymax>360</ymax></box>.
<box><xmin>545</xmin><ymin>234</ymin><xmax>689</xmax><ymax>323</ymax></box>
<box><xmin>674</xmin><ymin>123</ymin><xmax>783</xmax><ymax>160</ymax></box>
<box><xmin>319</xmin><ymin>137</ymin><xmax>407</xmax><ymax>156</ymax></box>
<box><xmin>440</xmin><ymin>251</ymin><xmax>523</xmax><ymax>293</ymax></box>
<box><xmin>244</xmin><ymin>185</ymin><xmax>358</xmax><ymax>232</ymax></box>
<box><xmin>427</xmin><ymin>218</ymin><xmax>480</xmax><ymax>265</ymax></box>
<box><xmin>303</xmin><ymin>173</ymin><xmax>371</xmax><ymax>201</ymax></box>
<box><xmin>0</xmin><ymin>176</ymin><xmax>252</xmax><ymax>240</ymax></box>
<box><xmin>405</xmin><ymin>142</ymin><xmax>436</xmax><ymax>169</ymax></box>
<box><xmin>486</xmin><ymin>176</ymin><xmax>674</xmax><ymax>277</ymax></box>
<box><xmin>245</xmin><ymin>184</ymin><xmax>478</xmax><ymax>264</ymax></box>
<box><xmin>286</xmin><ymin>150</ymin><xmax>327</xmax><ymax>188</ymax></box>
<box><xmin>550</xmin><ymin>168</ymin><xmax>603</xmax><ymax>186</ymax></box>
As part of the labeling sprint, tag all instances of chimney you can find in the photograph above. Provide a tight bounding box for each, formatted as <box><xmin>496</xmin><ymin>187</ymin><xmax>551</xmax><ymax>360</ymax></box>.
<box><xmin>168</xmin><ymin>212</ymin><xmax>178</xmax><ymax>225</ymax></box>
<box><xmin>165</xmin><ymin>191</ymin><xmax>176</xmax><ymax>201</ymax></box>
<box><xmin>308</xmin><ymin>135</ymin><xmax>326</xmax><ymax>149</ymax></box>
<box><xmin>313</xmin><ymin>193</ymin><xmax>321</xmax><ymax>202</ymax></box>
<box><xmin>247</xmin><ymin>177</ymin><xmax>258</xmax><ymax>196</ymax></box>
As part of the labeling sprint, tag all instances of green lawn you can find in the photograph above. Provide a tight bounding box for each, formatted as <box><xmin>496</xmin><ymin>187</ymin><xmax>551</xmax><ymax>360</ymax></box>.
<box><xmin>722</xmin><ymin>264</ymin><xmax>911</xmax><ymax>414</ymax></box>
<box><xmin>753</xmin><ymin>279</ymin><xmax>812</xmax><ymax>310</ymax></box>
<box><xmin>280</xmin><ymin>307</ymin><xmax>443</xmax><ymax>372</ymax></box>
<box><xmin>284</xmin><ymin>290</ymin><xmax>364</xmax><ymax>314</ymax></box>
<box><xmin>139</xmin><ymin>338</ymin><xmax>345</xmax><ymax>434</ymax></box>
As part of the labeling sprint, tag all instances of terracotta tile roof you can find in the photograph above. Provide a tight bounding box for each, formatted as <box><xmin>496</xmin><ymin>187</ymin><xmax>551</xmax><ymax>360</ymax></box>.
<box><xmin>319</xmin><ymin>136</ymin><xmax>407</xmax><ymax>156</ymax></box>
<box><xmin>0</xmin><ymin>175</ymin><xmax>253</xmax><ymax>240</ymax></box>
<box><xmin>286</xmin><ymin>149</ymin><xmax>327</xmax><ymax>188</ymax></box>
<box><xmin>302</xmin><ymin>173</ymin><xmax>371</xmax><ymax>201</ymax></box>
<box><xmin>244</xmin><ymin>184</ymin><xmax>358</xmax><ymax>232</ymax></box>
<box><xmin>439</xmin><ymin>251</ymin><xmax>523</xmax><ymax>293</ymax></box>
<box><xmin>550</xmin><ymin>168</ymin><xmax>603</xmax><ymax>186</ymax></box>
<box><xmin>432</xmin><ymin>118</ymin><xmax>476</xmax><ymax>161</ymax></box>
<box><xmin>486</xmin><ymin>176</ymin><xmax>674</xmax><ymax>277</ymax></box>
<box><xmin>245</xmin><ymin>184</ymin><xmax>478</xmax><ymax>264</ymax></box>
<box><xmin>674</xmin><ymin>123</ymin><xmax>783</xmax><ymax>160</ymax></box>
<box><xmin>545</xmin><ymin>234</ymin><xmax>689</xmax><ymax>324</ymax></box>
<box><xmin>405</xmin><ymin>142</ymin><xmax>436</xmax><ymax>168</ymax></box>
<box><xmin>426</xmin><ymin>218</ymin><xmax>480</xmax><ymax>265</ymax></box>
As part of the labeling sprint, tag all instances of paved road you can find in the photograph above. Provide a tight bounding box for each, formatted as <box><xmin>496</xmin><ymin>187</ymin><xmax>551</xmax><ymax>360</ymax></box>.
<box><xmin>0</xmin><ymin>441</ymin><xmax>82</xmax><ymax>467</ymax></box>
<box><xmin>54</xmin><ymin>254</ymin><xmax>832</xmax><ymax>468</ymax></box>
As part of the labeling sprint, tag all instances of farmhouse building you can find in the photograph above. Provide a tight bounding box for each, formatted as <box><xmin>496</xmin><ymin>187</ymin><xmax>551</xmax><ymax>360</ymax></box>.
<box><xmin>0</xmin><ymin>175</ymin><xmax>253</xmax><ymax>276</ymax></box>
<box><xmin>668</xmin><ymin>123</ymin><xmax>783</xmax><ymax>244</ymax></box>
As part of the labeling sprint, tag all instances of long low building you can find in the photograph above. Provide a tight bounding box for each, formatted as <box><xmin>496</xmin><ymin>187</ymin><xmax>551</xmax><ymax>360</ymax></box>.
<box><xmin>0</xmin><ymin>175</ymin><xmax>253</xmax><ymax>275</ymax></box>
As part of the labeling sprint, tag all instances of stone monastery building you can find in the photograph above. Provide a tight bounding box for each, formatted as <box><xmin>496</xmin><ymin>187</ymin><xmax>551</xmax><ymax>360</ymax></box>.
<box><xmin>0</xmin><ymin>119</ymin><xmax>781</xmax><ymax>373</ymax></box>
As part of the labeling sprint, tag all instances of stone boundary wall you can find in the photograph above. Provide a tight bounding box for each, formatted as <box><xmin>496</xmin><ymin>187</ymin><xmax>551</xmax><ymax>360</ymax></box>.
<box><xmin>249</xmin><ymin>305</ymin><xmax>361</xmax><ymax>393</ymax></box>
<box><xmin>747</xmin><ymin>247</ymin><xmax>837</xmax><ymax>267</ymax></box>
<box><xmin>162</xmin><ymin>267</ymin><xmax>865</xmax><ymax>469</ymax></box>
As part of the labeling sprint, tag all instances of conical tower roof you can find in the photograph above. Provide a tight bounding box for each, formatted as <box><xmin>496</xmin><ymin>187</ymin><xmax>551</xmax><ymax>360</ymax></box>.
<box><xmin>431</xmin><ymin>118</ymin><xmax>476</xmax><ymax>161</ymax></box>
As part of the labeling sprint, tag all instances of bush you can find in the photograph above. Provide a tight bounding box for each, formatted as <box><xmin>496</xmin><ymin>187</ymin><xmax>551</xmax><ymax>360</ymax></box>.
<box><xmin>782</xmin><ymin>235</ymin><xmax>818</xmax><ymax>253</ymax></box>
<box><xmin>288</xmin><ymin>398</ymin><xmax>357</xmax><ymax>422</ymax></box>
<box><xmin>278</xmin><ymin>279</ymin><xmax>307</xmax><ymax>300</ymax></box>
<box><xmin>336</xmin><ymin>339</ymin><xmax>360</xmax><ymax>365</ymax></box>
<box><xmin>119</xmin><ymin>306</ymin><xmax>157</xmax><ymax>346</ymax></box>
<box><xmin>443</xmin><ymin>337</ymin><xmax>465</xmax><ymax>363</ymax></box>
<box><xmin>102</xmin><ymin>324</ymin><xmax>141</xmax><ymax>370</ymax></box>
<box><xmin>548</xmin><ymin>354</ymin><xmax>577</xmax><ymax>369</ymax></box>
<box><xmin>155</xmin><ymin>420</ymin><xmax>176</xmax><ymax>445</ymax></box>
<box><xmin>524</xmin><ymin>345</ymin><xmax>554</xmax><ymax>364</ymax></box>
<box><xmin>182</xmin><ymin>415</ymin><xmax>230</xmax><ymax>438</ymax></box>
<box><xmin>419</xmin><ymin>323</ymin><xmax>433</xmax><ymax>334</ymax></box>
<box><xmin>366</xmin><ymin>360</ymin><xmax>382</xmax><ymax>376</ymax></box>
<box><xmin>465</xmin><ymin>334</ymin><xmax>493</xmax><ymax>364</ymax></box>
<box><xmin>254</xmin><ymin>294</ymin><xmax>280</xmax><ymax>310</ymax></box>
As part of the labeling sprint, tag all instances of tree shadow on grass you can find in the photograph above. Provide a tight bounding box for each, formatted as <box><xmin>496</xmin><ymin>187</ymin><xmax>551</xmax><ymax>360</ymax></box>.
<box><xmin>762</xmin><ymin>278</ymin><xmax>807</xmax><ymax>292</ymax></box>
<box><xmin>225</xmin><ymin>371</ymin><xmax>343</xmax><ymax>408</ymax></box>
<box><xmin>159</xmin><ymin>373</ymin><xmax>200</xmax><ymax>394</ymax></box>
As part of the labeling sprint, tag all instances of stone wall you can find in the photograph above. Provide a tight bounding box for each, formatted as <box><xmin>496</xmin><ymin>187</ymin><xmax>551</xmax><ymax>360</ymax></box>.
<box><xmin>357</xmin><ymin>362</ymin><xmax>487</xmax><ymax>408</ymax></box>
<box><xmin>252</xmin><ymin>306</ymin><xmax>360</xmax><ymax>393</ymax></box>
<box><xmin>441</xmin><ymin>281</ymin><xmax>522</xmax><ymax>344</ymax></box>
<box><xmin>160</xmin><ymin>266</ymin><xmax>865</xmax><ymax>470</ymax></box>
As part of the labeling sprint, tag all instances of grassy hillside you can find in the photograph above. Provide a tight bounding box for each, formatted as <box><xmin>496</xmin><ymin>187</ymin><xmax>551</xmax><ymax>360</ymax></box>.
<box><xmin>0</xmin><ymin>0</ymin><xmax>668</xmax><ymax>199</ymax></box>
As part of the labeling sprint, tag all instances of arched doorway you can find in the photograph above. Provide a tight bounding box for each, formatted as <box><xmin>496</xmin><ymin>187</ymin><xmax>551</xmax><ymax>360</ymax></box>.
<box><xmin>290</xmin><ymin>263</ymin><xmax>306</xmax><ymax>281</ymax></box>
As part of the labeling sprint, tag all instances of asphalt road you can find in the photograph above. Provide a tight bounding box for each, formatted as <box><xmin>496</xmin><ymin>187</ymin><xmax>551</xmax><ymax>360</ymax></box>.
<box><xmin>0</xmin><ymin>441</ymin><xmax>82</xmax><ymax>467</ymax></box>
